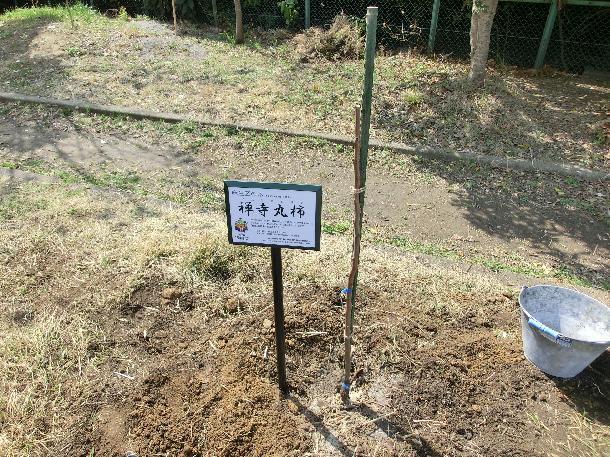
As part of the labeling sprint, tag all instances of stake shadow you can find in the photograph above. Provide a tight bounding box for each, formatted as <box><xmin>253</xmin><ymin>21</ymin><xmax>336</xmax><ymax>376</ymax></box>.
<box><xmin>287</xmin><ymin>396</ymin><xmax>354</xmax><ymax>457</ymax></box>
<box><xmin>357</xmin><ymin>403</ymin><xmax>444</xmax><ymax>457</ymax></box>
<box><xmin>288</xmin><ymin>396</ymin><xmax>444</xmax><ymax>457</ymax></box>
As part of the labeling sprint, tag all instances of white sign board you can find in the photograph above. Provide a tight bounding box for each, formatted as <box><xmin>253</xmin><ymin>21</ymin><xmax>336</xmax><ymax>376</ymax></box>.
<box><xmin>224</xmin><ymin>181</ymin><xmax>322</xmax><ymax>250</ymax></box>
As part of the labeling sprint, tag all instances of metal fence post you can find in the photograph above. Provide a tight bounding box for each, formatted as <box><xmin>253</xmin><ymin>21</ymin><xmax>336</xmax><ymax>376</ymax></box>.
<box><xmin>358</xmin><ymin>6</ymin><xmax>377</xmax><ymax>206</ymax></box>
<box><xmin>305</xmin><ymin>0</ymin><xmax>311</xmax><ymax>28</ymax></box>
<box><xmin>535</xmin><ymin>0</ymin><xmax>558</xmax><ymax>69</ymax></box>
<box><xmin>428</xmin><ymin>0</ymin><xmax>441</xmax><ymax>53</ymax></box>
<box><xmin>341</xmin><ymin>5</ymin><xmax>378</xmax><ymax>403</ymax></box>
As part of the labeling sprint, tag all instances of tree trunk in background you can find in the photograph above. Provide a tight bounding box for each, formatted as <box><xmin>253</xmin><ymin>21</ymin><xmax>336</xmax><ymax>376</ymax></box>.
<box><xmin>171</xmin><ymin>0</ymin><xmax>177</xmax><ymax>32</ymax></box>
<box><xmin>469</xmin><ymin>0</ymin><xmax>499</xmax><ymax>86</ymax></box>
<box><xmin>234</xmin><ymin>0</ymin><xmax>244</xmax><ymax>44</ymax></box>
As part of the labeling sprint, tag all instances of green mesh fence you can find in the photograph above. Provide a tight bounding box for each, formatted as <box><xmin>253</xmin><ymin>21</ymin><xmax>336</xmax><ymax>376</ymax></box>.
<box><xmin>3</xmin><ymin>0</ymin><xmax>604</xmax><ymax>72</ymax></box>
<box><xmin>199</xmin><ymin>0</ymin><xmax>609</xmax><ymax>73</ymax></box>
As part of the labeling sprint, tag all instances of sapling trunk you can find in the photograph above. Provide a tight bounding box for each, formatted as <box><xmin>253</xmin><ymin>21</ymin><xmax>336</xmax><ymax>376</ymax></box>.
<box><xmin>234</xmin><ymin>0</ymin><xmax>244</xmax><ymax>44</ymax></box>
<box><xmin>341</xmin><ymin>107</ymin><xmax>362</xmax><ymax>405</ymax></box>
<box><xmin>340</xmin><ymin>6</ymin><xmax>377</xmax><ymax>404</ymax></box>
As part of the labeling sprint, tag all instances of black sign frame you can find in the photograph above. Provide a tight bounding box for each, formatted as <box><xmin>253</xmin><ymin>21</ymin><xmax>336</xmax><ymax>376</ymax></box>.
<box><xmin>224</xmin><ymin>180</ymin><xmax>322</xmax><ymax>251</ymax></box>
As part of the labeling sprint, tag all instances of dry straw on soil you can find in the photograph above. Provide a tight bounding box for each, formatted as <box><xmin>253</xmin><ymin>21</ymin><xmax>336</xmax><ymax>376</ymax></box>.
<box><xmin>1</xmin><ymin>178</ymin><xmax>608</xmax><ymax>456</ymax></box>
<box><xmin>293</xmin><ymin>14</ymin><xmax>364</xmax><ymax>62</ymax></box>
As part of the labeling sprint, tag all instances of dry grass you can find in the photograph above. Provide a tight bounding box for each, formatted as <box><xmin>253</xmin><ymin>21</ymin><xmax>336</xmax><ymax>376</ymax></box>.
<box><xmin>1</xmin><ymin>7</ymin><xmax>608</xmax><ymax>168</ymax></box>
<box><xmin>293</xmin><ymin>14</ymin><xmax>364</xmax><ymax>62</ymax></box>
<box><xmin>1</xmin><ymin>101</ymin><xmax>608</xmax><ymax>290</ymax></box>
<box><xmin>1</xmin><ymin>176</ymin><xmax>608</xmax><ymax>455</ymax></box>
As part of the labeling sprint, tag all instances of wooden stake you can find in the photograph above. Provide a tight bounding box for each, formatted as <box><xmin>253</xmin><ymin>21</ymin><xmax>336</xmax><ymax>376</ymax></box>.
<box><xmin>341</xmin><ymin>107</ymin><xmax>361</xmax><ymax>404</ymax></box>
<box><xmin>340</xmin><ymin>6</ymin><xmax>377</xmax><ymax>405</ymax></box>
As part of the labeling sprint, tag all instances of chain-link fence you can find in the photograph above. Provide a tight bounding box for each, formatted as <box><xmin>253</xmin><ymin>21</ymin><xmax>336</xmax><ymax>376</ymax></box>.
<box><xmin>547</xmin><ymin>3</ymin><xmax>610</xmax><ymax>73</ymax></box>
<box><xmin>201</xmin><ymin>0</ymin><xmax>609</xmax><ymax>73</ymax></box>
<box><xmin>2</xmin><ymin>0</ymin><xmax>606</xmax><ymax>72</ymax></box>
<box><xmin>431</xmin><ymin>0</ymin><xmax>609</xmax><ymax>73</ymax></box>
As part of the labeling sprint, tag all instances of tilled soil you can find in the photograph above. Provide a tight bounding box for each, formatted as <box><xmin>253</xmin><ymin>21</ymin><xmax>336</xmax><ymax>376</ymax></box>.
<box><xmin>69</xmin><ymin>280</ymin><xmax>609</xmax><ymax>457</ymax></box>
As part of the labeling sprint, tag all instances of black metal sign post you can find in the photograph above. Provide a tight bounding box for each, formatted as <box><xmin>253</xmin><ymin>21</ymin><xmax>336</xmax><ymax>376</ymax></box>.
<box><xmin>224</xmin><ymin>180</ymin><xmax>322</xmax><ymax>395</ymax></box>
<box><xmin>270</xmin><ymin>246</ymin><xmax>287</xmax><ymax>394</ymax></box>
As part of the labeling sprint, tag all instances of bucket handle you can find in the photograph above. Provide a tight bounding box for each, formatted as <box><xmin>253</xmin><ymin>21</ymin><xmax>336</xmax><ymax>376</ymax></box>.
<box><xmin>528</xmin><ymin>318</ymin><xmax>572</xmax><ymax>348</ymax></box>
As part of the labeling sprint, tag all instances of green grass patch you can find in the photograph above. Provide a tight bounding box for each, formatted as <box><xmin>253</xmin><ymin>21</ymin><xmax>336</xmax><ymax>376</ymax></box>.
<box><xmin>0</xmin><ymin>194</ymin><xmax>48</xmax><ymax>220</ymax></box>
<box><xmin>168</xmin><ymin>120</ymin><xmax>199</xmax><ymax>136</ymax></box>
<box><xmin>60</xmin><ymin>169</ymin><xmax>141</xmax><ymax>191</ymax></box>
<box><xmin>14</xmin><ymin>158</ymin><xmax>50</xmax><ymax>174</ymax></box>
<box><xmin>9</xmin><ymin>158</ymin><xmax>142</xmax><ymax>193</ymax></box>
<box><xmin>199</xmin><ymin>191</ymin><xmax>223</xmax><ymax>210</ymax></box>
<box><xmin>66</xmin><ymin>47</ymin><xmax>84</xmax><ymax>57</ymax></box>
<box><xmin>56</xmin><ymin>170</ymin><xmax>83</xmax><ymax>184</ymax></box>
<box><xmin>0</xmin><ymin>3</ymin><xmax>102</xmax><ymax>24</ymax></box>
<box><xmin>187</xmin><ymin>131</ymin><xmax>215</xmax><ymax>149</ymax></box>
<box><xmin>0</xmin><ymin>161</ymin><xmax>18</xmax><ymax>169</ymax></box>
<box><xmin>388</xmin><ymin>237</ymin><xmax>457</xmax><ymax>258</ymax></box>
<box><xmin>401</xmin><ymin>89</ymin><xmax>424</xmax><ymax>106</ymax></box>
<box><xmin>246</xmin><ymin>131</ymin><xmax>277</xmax><ymax>150</ymax></box>
<box><xmin>101</xmin><ymin>170</ymin><xmax>141</xmax><ymax>189</ymax></box>
<box><xmin>386</xmin><ymin>236</ymin><xmax>604</xmax><ymax>290</ymax></box>
<box><xmin>322</xmin><ymin>221</ymin><xmax>350</xmax><ymax>235</ymax></box>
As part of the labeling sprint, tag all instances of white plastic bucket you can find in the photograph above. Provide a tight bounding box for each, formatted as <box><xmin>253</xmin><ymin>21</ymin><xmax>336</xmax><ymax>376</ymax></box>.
<box><xmin>519</xmin><ymin>285</ymin><xmax>610</xmax><ymax>378</ymax></box>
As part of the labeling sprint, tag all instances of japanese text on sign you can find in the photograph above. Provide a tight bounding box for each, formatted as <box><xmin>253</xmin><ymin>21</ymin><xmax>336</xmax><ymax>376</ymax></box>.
<box><xmin>224</xmin><ymin>181</ymin><xmax>322</xmax><ymax>250</ymax></box>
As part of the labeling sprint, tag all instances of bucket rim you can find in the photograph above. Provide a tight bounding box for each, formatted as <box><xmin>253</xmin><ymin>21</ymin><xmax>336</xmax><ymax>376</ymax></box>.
<box><xmin>519</xmin><ymin>285</ymin><xmax>610</xmax><ymax>345</ymax></box>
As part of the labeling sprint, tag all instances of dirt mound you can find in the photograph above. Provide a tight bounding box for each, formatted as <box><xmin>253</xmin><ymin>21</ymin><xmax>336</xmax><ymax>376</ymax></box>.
<box><xmin>123</xmin><ymin>368</ymin><xmax>309</xmax><ymax>457</ymax></box>
<box><xmin>293</xmin><ymin>14</ymin><xmax>364</xmax><ymax>62</ymax></box>
<box><xmin>78</xmin><ymin>282</ymin><xmax>342</xmax><ymax>457</ymax></box>
<box><xmin>69</xmin><ymin>275</ymin><xmax>609</xmax><ymax>457</ymax></box>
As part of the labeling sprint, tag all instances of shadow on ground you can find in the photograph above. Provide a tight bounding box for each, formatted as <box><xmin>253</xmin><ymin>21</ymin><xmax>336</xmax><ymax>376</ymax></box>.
<box><xmin>408</xmin><ymin>152</ymin><xmax>609</xmax><ymax>286</ymax></box>
<box><xmin>377</xmin><ymin>71</ymin><xmax>608</xmax><ymax>287</ymax></box>
<box><xmin>0</xmin><ymin>15</ymin><xmax>68</xmax><ymax>94</ymax></box>
<box><xmin>553</xmin><ymin>350</ymin><xmax>610</xmax><ymax>427</ymax></box>
<box><xmin>288</xmin><ymin>397</ymin><xmax>445</xmax><ymax>457</ymax></box>
<box><xmin>375</xmin><ymin>66</ymin><xmax>609</xmax><ymax>168</ymax></box>
<box><xmin>358</xmin><ymin>403</ymin><xmax>444</xmax><ymax>457</ymax></box>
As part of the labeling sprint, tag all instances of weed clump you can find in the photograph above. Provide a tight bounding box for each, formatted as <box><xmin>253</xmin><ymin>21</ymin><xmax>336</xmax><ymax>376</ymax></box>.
<box><xmin>591</xmin><ymin>118</ymin><xmax>609</xmax><ymax>146</ymax></box>
<box><xmin>188</xmin><ymin>240</ymin><xmax>248</xmax><ymax>282</ymax></box>
<box><xmin>293</xmin><ymin>14</ymin><xmax>363</xmax><ymax>62</ymax></box>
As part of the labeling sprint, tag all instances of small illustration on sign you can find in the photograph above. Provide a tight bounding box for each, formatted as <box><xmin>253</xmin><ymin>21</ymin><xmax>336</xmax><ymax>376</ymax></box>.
<box><xmin>234</xmin><ymin>218</ymin><xmax>248</xmax><ymax>233</ymax></box>
<box><xmin>224</xmin><ymin>180</ymin><xmax>322</xmax><ymax>251</ymax></box>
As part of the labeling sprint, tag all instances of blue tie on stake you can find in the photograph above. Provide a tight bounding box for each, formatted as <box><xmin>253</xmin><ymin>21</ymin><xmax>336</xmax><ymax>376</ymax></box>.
<box><xmin>341</xmin><ymin>5</ymin><xmax>378</xmax><ymax>405</ymax></box>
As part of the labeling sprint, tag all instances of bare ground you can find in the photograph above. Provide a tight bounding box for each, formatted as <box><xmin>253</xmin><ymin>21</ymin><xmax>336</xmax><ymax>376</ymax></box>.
<box><xmin>1</xmin><ymin>103</ymin><xmax>608</xmax><ymax>290</ymax></box>
<box><xmin>0</xmin><ymin>172</ymin><xmax>608</xmax><ymax>457</ymax></box>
